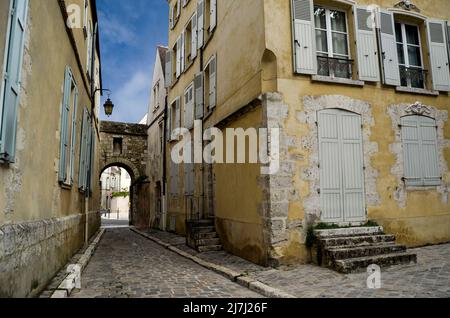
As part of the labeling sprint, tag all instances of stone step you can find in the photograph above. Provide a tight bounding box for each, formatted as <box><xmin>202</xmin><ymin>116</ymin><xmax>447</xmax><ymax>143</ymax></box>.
<box><xmin>197</xmin><ymin>232</ymin><xmax>219</xmax><ymax>239</ymax></box>
<box><xmin>197</xmin><ymin>245</ymin><xmax>223</xmax><ymax>253</ymax></box>
<box><xmin>325</xmin><ymin>243</ymin><xmax>407</xmax><ymax>260</ymax></box>
<box><xmin>333</xmin><ymin>252</ymin><xmax>417</xmax><ymax>274</ymax></box>
<box><xmin>319</xmin><ymin>234</ymin><xmax>396</xmax><ymax>248</ymax></box>
<box><xmin>195</xmin><ymin>238</ymin><xmax>222</xmax><ymax>246</ymax></box>
<box><xmin>315</xmin><ymin>226</ymin><xmax>384</xmax><ymax>239</ymax></box>
<box><xmin>191</xmin><ymin>226</ymin><xmax>216</xmax><ymax>233</ymax></box>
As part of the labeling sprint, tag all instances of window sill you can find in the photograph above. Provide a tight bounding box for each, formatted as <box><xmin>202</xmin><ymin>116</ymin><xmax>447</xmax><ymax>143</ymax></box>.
<box><xmin>311</xmin><ymin>75</ymin><xmax>364</xmax><ymax>87</ymax></box>
<box><xmin>405</xmin><ymin>185</ymin><xmax>441</xmax><ymax>191</ymax></box>
<box><xmin>60</xmin><ymin>183</ymin><xmax>73</xmax><ymax>190</ymax></box>
<box><xmin>395</xmin><ymin>86</ymin><xmax>439</xmax><ymax>96</ymax></box>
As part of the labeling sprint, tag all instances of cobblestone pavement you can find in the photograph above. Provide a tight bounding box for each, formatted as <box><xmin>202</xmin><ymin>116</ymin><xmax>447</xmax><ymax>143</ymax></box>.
<box><xmin>70</xmin><ymin>228</ymin><xmax>261</xmax><ymax>298</ymax></box>
<box><xmin>144</xmin><ymin>229</ymin><xmax>450</xmax><ymax>298</ymax></box>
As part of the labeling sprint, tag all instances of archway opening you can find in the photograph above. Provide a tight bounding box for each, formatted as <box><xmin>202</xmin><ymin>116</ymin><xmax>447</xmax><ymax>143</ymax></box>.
<box><xmin>100</xmin><ymin>165</ymin><xmax>133</xmax><ymax>227</ymax></box>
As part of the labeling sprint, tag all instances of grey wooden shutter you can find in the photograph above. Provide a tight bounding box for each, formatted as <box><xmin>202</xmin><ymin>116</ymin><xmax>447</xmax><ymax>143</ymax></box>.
<box><xmin>210</xmin><ymin>0</ymin><xmax>217</xmax><ymax>31</ymax></box>
<box><xmin>447</xmin><ymin>22</ymin><xmax>450</xmax><ymax>63</ymax></box>
<box><xmin>379</xmin><ymin>10</ymin><xmax>400</xmax><ymax>86</ymax></box>
<box><xmin>194</xmin><ymin>72</ymin><xmax>203</xmax><ymax>119</ymax></box>
<box><xmin>197</xmin><ymin>0</ymin><xmax>204</xmax><ymax>48</ymax></box>
<box><xmin>0</xmin><ymin>0</ymin><xmax>29</xmax><ymax>163</ymax></box>
<box><xmin>176</xmin><ymin>37</ymin><xmax>181</xmax><ymax>78</ymax></box>
<box><xmin>175</xmin><ymin>98</ymin><xmax>181</xmax><ymax>129</ymax></box>
<box><xmin>78</xmin><ymin>108</ymin><xmax>89</xmax><ymax>190</ymax></box>
<box><xmin>170</xmin><ymin>5</ymin><xmax>174</xmax><ymax>29</ymax></box>
<box><xmin>355</xmin><ymin>6</ymin><xmax>379</xmax><ymax>82</ymax></box>
<box><xmin>166</xmin><ymin>104</ymin><xmax>172</xmax><ymax>142</ymax></box>
<box><xmin>191</xmin><ymin>13</ymin><xmax>198</xmax><ymax>59</ymax></box>
<box><xmin>181</xmin><ymin>31</ymin><xmax>185</xmax><ymax>73</ymax></box>
<box><xmin>401</xmin><ymin>116</ymin><xmax>440</xmax><ymax>187</ymax></box>
<box><xmin>291</xmin><ymin>0</ymin><xmax>316</xmax><ymax>75</ymax></box>
<box><xmin>427</xmin><ymin>20</ymin><xmax>450</xmax><ymax>91</ymax></box>
<box><xmin>165</xmin><ymin>50</ymin><xmax>172</xmax><ymax>88</ymax></box>
<box><xmin>59</xmin><ymin>68</ymin><xmax>72</xmax><ymax>183</ymax></box>
<box><xmin>170</xmin><ymin>161</ymin><xmax>179</xmax><ymax>195</ymax></box>
<box><xmin>185</xmin><ymin>86</ymin><xmax>194</xmax><ymax>129</ymax></box>
<box><xmin>209</xmin><ymin>57</ymin><xmax>216</xmax><ymax>109</ymax></box>
<box><xmin>69</xmin><ymin>88</ymin><xmax>78</xmax><ymax>185</ymax></box>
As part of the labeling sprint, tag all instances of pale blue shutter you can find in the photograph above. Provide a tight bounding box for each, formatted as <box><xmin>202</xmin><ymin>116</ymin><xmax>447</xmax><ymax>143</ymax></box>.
<box><xmin>355</xmin><ymin>6</ymin><xmax>380</xmax><ymax>82</ymax></box>
<box><xmin>59</xmin><ymin>68</ymin><xmax>72</xmax><ymax>183</ymax></box>
<box><xmin>197</xmin><ymin>0</ymin><xmax>204</xmax><ymax>48</ymax></box>
<box><xmin>379</xmin><ymin>10</ymin><xmax>401</xmax><ymax>86</ymax></box>
<box><xmin>427</xmin><ymin>21</ymin><xmax>450</xmax><ymax>91</ymax></box>
<box><xmin>0</xmin><ymin>0</ymin><xmax>29</xmax><ymax>162</ymax></box>
<box><xmin>69</xmin><ymin>88</ymin><xmax>78</xmax><ymax>185</ymax></box>
<box><xmin>209</xmin><ymin>57</ymin><xmax>216</xmax><ymax>109</ymax></box>
<box><xmin>291</xmin><ymin>0</ymin><xmax>316</xmax><ymax>75</ymax></box>
<box><xmin>78</xmin><ymin>108</ymin><xmax>88</xmax><ymax>190</ymax></box>
<box><xmin>191</xmin><ymin>13</ymin><xmax>198</xmax><ymax>59</ymax></box>
<box><xmin>88</xmin><ymin>124</ymin><xmax>94</xmax><ymax>191</ymax></box>
<box><xmin>401</xmin><ymin>116</ymin><xmax>440</xmax><ymax>187</ymax></box>
<box><xmin>165</xmin><ymin>50</ymin><xmax>172</xmax><ymax>88</ymax></box>
<box><xmin>210</xmin><ymin>0</ymin><xmax>217</xmax><ymax>32</ymax></box>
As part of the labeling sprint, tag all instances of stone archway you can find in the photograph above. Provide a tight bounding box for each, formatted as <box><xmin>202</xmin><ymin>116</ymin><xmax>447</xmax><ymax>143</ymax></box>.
<box><xmin>99</xmin><ymin>121</ymin><xmax>149</xmax><ymax>227</ymax></box>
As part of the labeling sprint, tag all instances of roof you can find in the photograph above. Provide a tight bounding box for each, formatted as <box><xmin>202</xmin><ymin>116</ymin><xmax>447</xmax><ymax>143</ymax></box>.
<box><xmin>157</xmin><ymin>46</ymin><xmax>168</xmax><ymax>74</ymax></box>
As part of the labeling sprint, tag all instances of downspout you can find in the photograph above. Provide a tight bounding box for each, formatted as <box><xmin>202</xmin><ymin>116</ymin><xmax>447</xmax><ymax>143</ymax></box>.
<box><xmin>86</xmin><ymin>21</ymin><xmax>98</xmax><ymax>246</ymax></box>
<box><xmin>162</xmin><ymin>96</ymin><xmax>168</xmax><ymax>231</ymax></box>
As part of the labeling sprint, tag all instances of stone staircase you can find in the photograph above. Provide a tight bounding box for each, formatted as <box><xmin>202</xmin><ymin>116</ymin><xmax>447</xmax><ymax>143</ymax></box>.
<box><xmin>186</xmin><ymin>219</ymin><xmax>223</xmax><ymax>253</ymax></box>
<box><xmin>314</xmin><ymin>226</ymin><xmax>417</xmax><ymax>273</ymax></box>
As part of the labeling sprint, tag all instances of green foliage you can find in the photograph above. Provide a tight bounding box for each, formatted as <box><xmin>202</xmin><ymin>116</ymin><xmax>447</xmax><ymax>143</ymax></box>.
<box><xmin>112</xmin><ymin>191</ymin><xmax>129</xmax><ymax>198</ymax></box>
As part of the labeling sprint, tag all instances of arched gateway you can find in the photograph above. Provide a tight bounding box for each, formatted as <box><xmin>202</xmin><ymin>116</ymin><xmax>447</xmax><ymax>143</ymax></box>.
<box><xmin>99</xmin><ymin>121</ymin><xmax>149</xmax><ymax>227</ymax></box>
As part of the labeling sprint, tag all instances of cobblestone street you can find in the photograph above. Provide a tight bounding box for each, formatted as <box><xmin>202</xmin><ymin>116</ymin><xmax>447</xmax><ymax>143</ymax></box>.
<box><xmin>70</xmin><ymin>228</ymin><xmax>261</xmax><ymax>298</ymax></box>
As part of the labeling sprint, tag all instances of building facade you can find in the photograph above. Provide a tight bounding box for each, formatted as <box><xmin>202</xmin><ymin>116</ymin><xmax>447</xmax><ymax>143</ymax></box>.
<box><xmin>0</xmin><ymin>0</ymin><xmax>102</xmax><ymax>296</ymax></box>
<box><xmin>158</xmin><ymin>0</ymin><xmax>450</xmax><ymax>266</ymax></box>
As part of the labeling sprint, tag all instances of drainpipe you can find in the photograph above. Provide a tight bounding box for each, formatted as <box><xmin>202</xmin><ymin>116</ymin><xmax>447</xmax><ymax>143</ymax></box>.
<box><xmin>162</xmin><ymin>96</ymin><xmax>168</xmax><ymax>231</ymax></box>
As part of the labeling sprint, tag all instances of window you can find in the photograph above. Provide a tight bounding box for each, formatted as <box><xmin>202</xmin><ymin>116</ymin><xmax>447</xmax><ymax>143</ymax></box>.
<box><xmin>314</xmin><ymin>6</ymin><xmax>351</xmax><ymax>78</ymax></box>
<box><xmin>0</xmin><ymin>0</ymin><xmax>29</xmax><ymax>163</ymax></box>
<box><xmin>113</xmin><ymin>138</ymin><xmax>123</xmax><ymax>155</ymax></box>
<box><xmin>184</xmin><ymin>83</ymin><xmax>194</xmax><ymax>129</ymax></box>
<box><xmin>153</xmin><ymin>81</ymin><xmax>160</xmax><ymax>111</ymax></box>
<box><xmin>401</xmin><ymin>115</ymin><xmax>440</xmax><ymax>187</ymax></box>
<box><xmin>172</xmin><ymin>36</ymin><xmax>183</xmax><ymax>79</ymax></box>
<box><xmin>170</xmin><ymin>0</ymin><xmax>181</xmax><ymax>29</ymax></box>
<box><xmin>169</xmin><ymin>97</ymin><xmax>180</xmax><ymax>141</ymax></box>
<box><xmin>395</xmin><ymin>22</ymin><xmax>424</xmax><ymax>89</ymax></box>
<box><xmin>203</xmin><ymin>56</ymin><xmax>216</xmax><ymax>113</ymax></box>
<box><xmin>184</xmin><ymin>14</ymin><xmax>198</xmax><ymax>66</ymax></box>
<box><xmin>59</xmin><ymin>67</ymin><xmax>78</xmax><ymax>186</ymax></box>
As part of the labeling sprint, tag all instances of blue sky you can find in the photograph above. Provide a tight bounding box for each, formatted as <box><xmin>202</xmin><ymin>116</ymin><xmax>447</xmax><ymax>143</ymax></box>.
<box><xmin>97</xmin><ymin>0</ymin><xmax>168</xmax><ymax>123</ymax></box>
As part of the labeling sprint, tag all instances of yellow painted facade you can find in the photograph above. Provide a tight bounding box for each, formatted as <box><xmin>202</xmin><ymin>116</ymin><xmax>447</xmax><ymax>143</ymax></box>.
<box><xmin>0</xmin><ymin>0</ymin><xmax>102</xmax><ymax>297</ymax></box>
<box><xmin>163</xmin><ymin>0</ymin><xmax>450</xmax><ymax>266</ymax></box>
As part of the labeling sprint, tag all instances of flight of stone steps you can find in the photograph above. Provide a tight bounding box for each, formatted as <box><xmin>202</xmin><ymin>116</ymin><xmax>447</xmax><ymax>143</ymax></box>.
<box><xmin>314</xmin><ymin>226</ymin><xmax>417</xmax><ymax>273</ymax></box>
<box><xmin>186</xmin><ymin>219</ymin><xmax>223</xmax><ymax>253</ymax></box>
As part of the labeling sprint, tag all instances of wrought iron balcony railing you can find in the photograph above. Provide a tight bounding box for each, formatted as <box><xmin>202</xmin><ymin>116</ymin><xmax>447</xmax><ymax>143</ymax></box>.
<box><xmin>317</xmin><ymin>56</ymin><xmax>354</xmax><ymax>79</ymax></box>
<box><xmin>399</xmin><ymin>66</ymin><xmax>427</xmax><ymax>89</ymax></box>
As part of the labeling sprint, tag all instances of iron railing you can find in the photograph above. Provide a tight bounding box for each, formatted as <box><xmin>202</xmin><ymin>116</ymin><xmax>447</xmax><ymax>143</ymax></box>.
<box><xmin>317</xmin><ymin>56</ymin><xmax>354</xmax><ymax>79</ymax></box>
<box><xmin>399</xmin><ymin>66</ymin><xmax>428</xmax><ymax>89</ymax></box>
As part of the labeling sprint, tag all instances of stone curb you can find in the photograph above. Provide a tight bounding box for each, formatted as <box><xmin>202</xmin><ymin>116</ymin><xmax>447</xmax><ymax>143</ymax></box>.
<box><xmin>50</xmin><ymin>228</ymin><xmax>106</xmax><ymax>298</ymax></box>
<box><xmin>130</xmin><ymin>227</ymin><xmax>296</xmax><ymax>299</ymax></box>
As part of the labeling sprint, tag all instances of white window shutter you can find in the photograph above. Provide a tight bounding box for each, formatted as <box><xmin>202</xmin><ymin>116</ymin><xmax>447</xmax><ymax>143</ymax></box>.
<box><xmin>291</xmin><ymin>0</ymin><xmax>316</xmax><ymax>75</ymax></box>
<box><xmin>176</xmin><ymin>37</ymin><xmax>181</xmax><ymax>78</ymax></box>
<box><xmin>185</xmin><ymin>86</ymin><xmax>194</xmax><ymax>129</ymax></box>
<box><xmin>166</xmin><ymin>105</ymin><xmax>172</xmax><ymax>142</ymax></box>
<box><xmin>379</xmin><ymin>10</ymin><xmax>401</xmax><ymax>86</ymax></box>
<box><xmin>197</xmin><ymin>0</ymin><xmax>204</xmax><ymax>48</ymax></box>
<box><xmin>419</xmin><ymin>116</ymin><xmax>440</xmax><ymax>186</ymax></box>
<box><xmin>0</xmin><ymin>0</ymin><xmax>29</xmax><ymax>163</ymax></box>
<box><xmin>170</xmin><ymin>5</ymin><xmax>174</xmax><ymax>29</ymax></box>
<box><xmin>175</xmin><ymin>98</ymin><xmax>181</xmax><ymax>129</ymax></box>
<box><xmin>401</xmin><ymin>117</ymin><xmax>422</xmax><ymax>187</ymax></box>
<box><xmin>165</xmin><ymin>50</ymin><xmax>172</xmax><ymax>88</ymax></box>
<box><xmin>354</xmin><ymin>6</ymin><xmax>379</xmax><ymax>82</ymax></box>
<box><xmin>427</xmin><ymin>20</ymin><xmax>450</xmax><ymax>92</ymax></box>
<box><xmin>177</xmin><ymin>0</ymin><xmax>181</xmax><ymax>18</ymax></box>
<box><xmin>210</xmin><ymin>0</ymin><xmax>217</xmax><ymax>32</ymax></box>
<box><xmin>446</xmin><ymin>22</ymin><xmax>450</xmax><ymax>63</ymax></box>
<box><xmin>209</xmin><ymin>57</ymin><xmax>216</xmax><ymax>109</ymax></box>
<box><xmin>194</xmin><ymin>73</ymin><xmax>204</xmax><ymax>119</ymax></box>
<box><xmin>191</xmin><ymin>13</ymin><xmax>198</xmax><ymax>59</ymax></box>
<box><xmin>181</xmin><ymin>31</ymin><xmax>185</xmax><ymax>73</ymax></box>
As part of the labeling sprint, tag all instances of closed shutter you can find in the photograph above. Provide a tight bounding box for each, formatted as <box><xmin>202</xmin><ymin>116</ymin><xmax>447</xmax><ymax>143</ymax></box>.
<box><xmin>177</xmin><ymin>0</ymin><xmax>181</xmax><ymax>18</ymax></box>
<box><xmin>427</xmin><ymin>20</ymin><xmax>450</xmax><ymax>91</ymax></box>
<box><xmin>165</xmin><ymin>50</ymin><xmax>172</xmax><ymax>87</ymax></box>
<box><xmin>197</xmin><ymin>0</ymin><xmax>204</xmax><ymax>48</ymax></box>
<box><xmin>354</xmin><ymin>6</ymin><xmax>379</xmax><ymax>82</ymax></box>
<box><xmin>0</xmin><ymin>0</ymin><xmax>29</xmax><ymax>163</ymax></box>
<box><xmin>166</xmin><ymin>104</ymin><xmax>172</xmax><ymax>141</ymax></box>
<box><xmin>210</xmin><ymin>0</ymin><xmax>217</xmax><ymax>32</ymax></box>
<box><xmin>447</xmin><ymin>22</ymin><xmax>450</xmax><ymax>63</ymax></box>
<box><xmin>170</xmin><ymin>5</ymin><xmax>174</xmax><ymax>29</ymax></box>
<box><xmin>181</xmin><ymin>31</ymin><xmax>185</xmax><ymax>72</ymax></box>
<box><xmin>379</xmin><ymin>10</ymin><xmax>401</xmax><ymax>86</ymax></box>
<box><xmin>184</xmin><ymin>162</ymin><xmax>194</xmax><ymax>195</ymax></box>
<box><xmin>59</xmin><ymin>68</ymin><xmax>72</xmax><ymax>183</ymax></box>
<box><xmin>170</xmin><ymin>161</ymin><xmax>179</xmax><ymax>195</ymax></box>
<box><xmin>191</xmin><ymin>13</ymin><xmax>198</xmax><ymax>59</ymax></box>
<box><xmin>194</xmin><ymin>72</ymin><xmax>203</xmax><ymax>119</ymax></box>
<box><xmin>401</xmin><ymin>116</ymin><xmax>440</xmax><ymax>187</ymax></box>
<box><xmin>209</xmin><ymin>57</ymin><xmax>216</xmax><ymax>109</ymax></box>
<box><xmin>175</xmin><ymin>98</ymin><xmax>181</xmax><ymax>129</ymax></box>
<box><xmin>291</xmin><ymin>0</ymin><xmax>316</xmax><ymax>75</ymax></box>
<box><xmin>176</xmin><ymin>37</ymin><xmax>181</xmax><ymax>78</ymax></box>
<box><xmin>78</xmin><ymin>108</ymin><xmax>89</xmax><ymax>190</ymax></box>
<box><xmin>184</xmin><ymin>85</ymin><xmax>194</xmax><ymax>129</ymax></box>
<box><xmin>69</xmin><ymin>89</ymin><xmax>78</xmax><ymax>185</ymax></box>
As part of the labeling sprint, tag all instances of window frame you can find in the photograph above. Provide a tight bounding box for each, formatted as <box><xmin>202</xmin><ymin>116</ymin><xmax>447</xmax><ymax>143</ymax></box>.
<box><xmin>395</xmin><ymin>21</ymin><xmax>425</xmax><ymax>89</ymax></box>
<box><xmin>313</xmin><ymin>5</ymin><xmax>351</xmax><ymax>60</ymax></box>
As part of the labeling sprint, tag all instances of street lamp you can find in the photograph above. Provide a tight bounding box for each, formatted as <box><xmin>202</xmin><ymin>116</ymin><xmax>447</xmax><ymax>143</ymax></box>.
<box><xmin>93</xmin><ymin>88</ymin><xmax>115</xmax><ymax>117</ymax></box>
